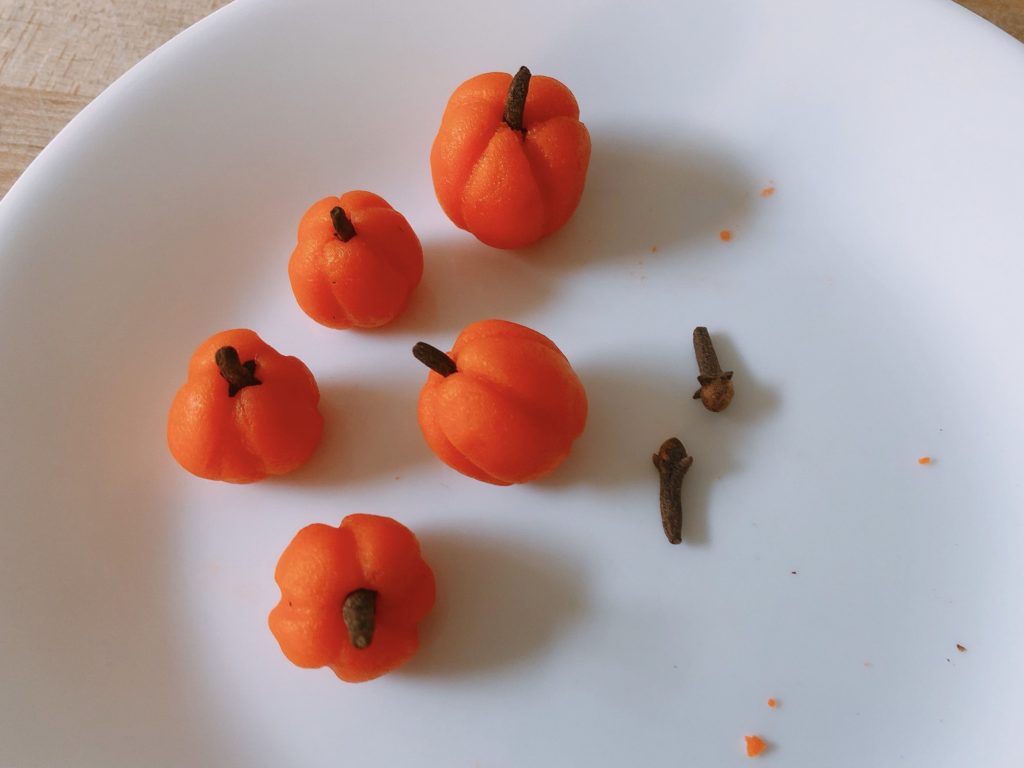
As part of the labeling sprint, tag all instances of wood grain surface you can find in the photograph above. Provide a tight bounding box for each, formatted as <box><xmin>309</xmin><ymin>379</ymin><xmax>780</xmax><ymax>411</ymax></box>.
<box><xmin>0</xmin><ymin>0</ymin><xmax>230</xmax><ymax>197</ymax></box>
<box><xmin>0</xmin><ymin>0</ymin><xmax>1021</xmax><ymax>198</ymax></box>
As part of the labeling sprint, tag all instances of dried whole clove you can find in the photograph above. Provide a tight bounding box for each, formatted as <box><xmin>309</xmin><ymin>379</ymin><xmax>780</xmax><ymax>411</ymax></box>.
<box><xmin>330</xmin><ymin>206</ymin><xmax>357</xmax><ymax>242</ymax></box>
<box><xmin>412</xmin><ymin>341</ymin><xmax>457</xmax><ymax>377</ymax></box>
<box><xmin>652</xmin><ymin>437</ymin><xmax>693</xmax><ymax>544</ymax></box>
<box><xmin>692</xmin><ymin>326</ymin><xmax>734</xmax><ymax>412</ymax></box>
<box><xmin>342</xmin><ymin>588</ymin><xmax>377</xmax><ymax>650</ymax></box>
<box><xmin>214</xmin><ymin>346</ymin><xmax>261</xmax><ymax>397</ymax></box>
<box><xmin>503</xmin><ymin>65</ymin><xmax>532</xmax><ymax>133</ymax></box>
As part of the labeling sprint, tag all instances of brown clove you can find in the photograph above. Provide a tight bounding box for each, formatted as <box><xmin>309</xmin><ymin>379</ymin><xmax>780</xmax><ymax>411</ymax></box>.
<box><xmin>503</xmin><ymin>66</ymin><xmax>531</xmax><ymax>133</ymax></box>
<box><xmin>342</xmin><ymin>588</ymin><xmax>377</xmax><ymax>649</ymax></box>
<box><xmin>652</xmin><ymin>437</ymin><xmax>693</xmax><ymax>544</ymax></box>
<box><xmin>692</xmin><ymin>326</ymin><xmax>734</xmax><ymax>412</ymax></box>
<box><xmin>330</xmin><ymin>206</ymin><xmax>357</xmax><ymax>242</ymax></box>
<box><xmin>412</xmin><ymin>342</ymin><xmax>458</xmax><ymax>377</ymax></box>
<box><xmin>214</xmin><ymin>346</ymin><xmax>261</xmax><ymax>397</ymax></box>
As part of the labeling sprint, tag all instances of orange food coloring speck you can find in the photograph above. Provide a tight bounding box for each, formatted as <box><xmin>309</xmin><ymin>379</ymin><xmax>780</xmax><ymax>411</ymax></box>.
<box><xmin>745</xmin><ymin>735</ymin><xmax>767</xmax><ymax>757</ymax></box>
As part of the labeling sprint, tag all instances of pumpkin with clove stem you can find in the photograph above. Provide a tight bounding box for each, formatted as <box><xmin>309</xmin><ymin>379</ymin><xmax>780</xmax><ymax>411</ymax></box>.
<box><xmin>166</xmin><ymin>329</ymin><xmax>323</xmax><ymax>483</ymax></box>
<box><xmin>289</xmin><ymin>191</ymin><xmax>423</xmax><ymax>329</ymax></box>
<box><xmin>413</xmin><ymin>319</ymin><xmax>588</xmax><ymax>485</ymax></box>
<box><xmin>268</xmin><ymin>514</ymin><xmax>436</xmax><ymax>683</ymax></box>
<box><xmin>430</xmin><ymin>66</ymin><xmax>591</xmax><ymax>249</ymax></box>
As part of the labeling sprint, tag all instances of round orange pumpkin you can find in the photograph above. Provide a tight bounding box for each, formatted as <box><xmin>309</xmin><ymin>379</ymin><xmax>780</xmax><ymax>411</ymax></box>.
<box><xmin>269</xmin><ymin>514</ymin><xmax>436</xmax><ymax>683</ymax></box>
<box><xmin>413</xmin><ymin>319</ymin><xmax>588</xmax><ymax>485</ymax></box>
<box><xmin>430</xmin><ymin>67</ymin><xmax>591</xmax><ymax>249</ymax></box>
<box><xmin>166</xmin><ymin>329</ymin><xmax>323</xmax><ymax>483</ymax></box>
<box><xmin>288</xmin><ymin>191</ymin><xmax>423</xmax><ymax>329</ymax></box>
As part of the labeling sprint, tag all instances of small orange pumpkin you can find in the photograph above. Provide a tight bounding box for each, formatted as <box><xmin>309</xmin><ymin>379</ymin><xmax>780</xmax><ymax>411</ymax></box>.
<box><xmin>269</xmin><ymin>514</ymin><xmax>436</xmax><ymax>683</ymax></box>
<box><xmin>288</xmin><ymin>191</ymin><xmax>423</xmax><ymax>329</ymax></box>
<box><xmin>430</xmin><ymin>66</ymin><xmax>591</xmax><ymax>249</ymax></box>
<box><xmin>413</xmin><ymin>319</ymin><xmax>588</xmax><ymax>485</ymax></box>
<box><xmin>166</xmin><ymin>329</ymin><xmax>323</xmax><ymax>483</ymax></box>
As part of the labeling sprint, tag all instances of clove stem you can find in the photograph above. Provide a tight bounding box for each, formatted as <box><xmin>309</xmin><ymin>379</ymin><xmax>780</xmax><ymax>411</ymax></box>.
<box><xmin>503</xmin><ymin>66</ymin><xmax>531</xmax><ymax>133</ymax></box>
<box><xmin>342</xmin><ymin>589</ymin><xmax>377</xmax><ymax>649</ymax></box>
<box><xmin>413</xmin><ymin>342</ymin><xmax>457</xmax><ymax>377</ymax></box>
<box><xmin>330</xmin><ymin>206</ymin><xmax>357</xmax><ymax>242</ymax></box>
<box><xmin>214</xmin><ymin>346</ymin><xmax>261</xmax><ymax>397</ymax></box>
<box><xmin>652</xmin><ymin>438</ymin><xmax>693</xmax><ymax>544</ymax></box>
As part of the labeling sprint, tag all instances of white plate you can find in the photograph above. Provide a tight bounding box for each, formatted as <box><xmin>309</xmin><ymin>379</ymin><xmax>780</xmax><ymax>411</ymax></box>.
<box><xmin>2</xmin><ymin>0</ymin><xmax>1023</xmax><ymax>765</ymax></box>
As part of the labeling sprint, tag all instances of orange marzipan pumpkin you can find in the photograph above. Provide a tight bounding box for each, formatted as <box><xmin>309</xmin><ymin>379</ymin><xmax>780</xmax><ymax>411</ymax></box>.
<box><xmin>430</xmin><ymin>67</ymin><xmax>591</xmax><ymax>249</ymax></box>
<box><xmin>166</xmin><ymin>329</ymin><xmax>323</xmax><ymax>483</ymax></box>
<box><xmin>289</xmin><ymin>191</ymin><xmax>423</xmax><ymax>329</ymax></box>
<box><xmin>414</xmin><ymin>319</ymin><xmax>588</xmax><ymax>485</ymax></box>
<box><xmin>269</xmin><ymin>514</ymin><xmax>436</xmax><ymax>683</ymax></box>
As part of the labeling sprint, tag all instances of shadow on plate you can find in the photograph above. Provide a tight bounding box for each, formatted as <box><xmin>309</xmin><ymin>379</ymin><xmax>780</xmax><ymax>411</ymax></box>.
<box><xmin>368</xmin><ymin>236</ymin><xmax>560</xmax><ymax>340</ymax></box>
<box><xmin>402</xmin><ymin>530</ymin><xmax>588</xmax><ymax>678</ymax></box>
<box><xmin>275</xmin><ymin>377</ymin><xmax>432</xmax><ymax>488</ymax></box>
<box><xmin>527</xmin><ymin>129</ymin><xmax>755</xmax><ymax>271</ymax></box>
<box><xmin>374</xmin><ymin>129</ymin><xmax>753</xmax><ymax>336</ymax></box>
<box><xmin>0</xmin><ymin>398</ymin><xmax>239</xmax><ymax>764</ymax></box>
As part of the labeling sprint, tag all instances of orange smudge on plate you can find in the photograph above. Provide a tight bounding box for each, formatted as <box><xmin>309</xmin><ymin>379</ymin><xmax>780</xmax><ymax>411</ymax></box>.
<box><xmin>650</xmin><ymin>245</ymin><xmax>658</xmax><ymax>253</ymax></box>
<box><xmin>745</xmin><ymin>735</ymin><xmax>767</xmax><ymax>757</ymax></box>
<box><xmin>719</xmin><ymin>229</ymin><xmax>733</xmax><ymax>242</ymax></box>
<box><xmin>760</xmin><ymin>185</ymin><xmax>776</xmax><ymax>197</ymax></box>
<box><xmin>767</xmin><ymin>698</ymin><xmax>778</xmax><ymax>709</ymax></box>
<box><xmin>918</xmin><ymin>456</ymin><xmax>932</xmax><ymax>465</ymax></box>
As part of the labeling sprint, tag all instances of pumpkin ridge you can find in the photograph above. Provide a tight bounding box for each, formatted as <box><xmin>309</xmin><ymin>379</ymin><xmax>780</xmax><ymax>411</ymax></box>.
<box><xmin>450</xmin><ymin>319</ymin><xmax>565</xmax><ymax>359</ymax></box>
<box><xmin>231</xmin><ymin>392</ymin><xmax>269</xmax><ymax>477</ymax></box>
<box><xmin>321</xmin><ymin>262</ymin><xmax>358</xmax><ymax>328</ymax></box>
<box><xmin>421</xmin><ymin>385</ymin><xmax>509</xmax><ymax>485</ymax></box>
<box><xmin>467</xmin><ymin>373</ymin><xmax>559</xmax><ymax>435</ymax></box>
<box><xmin>457</xmin><ymin>123</ymin><xmax>530</xmax><ymax>226</ymax></box>
<box><xmin>456</xmin><ymin>335</ymin><xmax>578</xmax><ymax>423</ymax></box>
<box><xmin>439</xmin><ymin>374</ymin><xmax>564</xmax><ymax>484</ymax></box>
<box><xmin>521</xmin><ymin>133</ymin><xmax>555</xmax><ymax>233</ymax></box>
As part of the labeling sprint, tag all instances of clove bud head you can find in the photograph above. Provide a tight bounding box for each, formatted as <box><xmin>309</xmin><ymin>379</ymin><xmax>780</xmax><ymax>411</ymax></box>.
<box><xmin>694</xmin><ymin>372</ymin><xmax>734</xmax><ymax>413</ymax></box>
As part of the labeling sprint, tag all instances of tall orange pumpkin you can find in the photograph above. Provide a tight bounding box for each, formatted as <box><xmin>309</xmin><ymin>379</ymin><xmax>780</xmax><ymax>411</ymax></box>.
<box><xmin>430</xmin><ymin>67</ymin><xmax>591</xmax><ymax>249</ymax></box>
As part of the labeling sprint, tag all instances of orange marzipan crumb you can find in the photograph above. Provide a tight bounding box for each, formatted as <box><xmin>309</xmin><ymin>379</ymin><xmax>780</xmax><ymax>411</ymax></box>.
<box><xmin>745</xmin><ymin>735</ymin><xmax>767</xmax><ymax>757</ymax></box>
<box><xmin>719</xmin><ymin>229</ymin><xmax>733</xmax><ymax>242</ymax></box>
<box><xmin>767</xmin><ymin>698</ymin><xmax>777</xmax><ymax>709</ymax></box>
<box><xmin>918</xmin><ymin>456</ymin><xmax>932</xmax><ymax>465</ymax></box>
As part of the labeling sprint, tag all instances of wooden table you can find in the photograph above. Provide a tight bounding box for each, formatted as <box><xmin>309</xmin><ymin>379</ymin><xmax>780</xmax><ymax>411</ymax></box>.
<box><xmin>1</xmin><ymin>0</ymin><xmax>1021</xmax><ymax>198</ymax></box>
